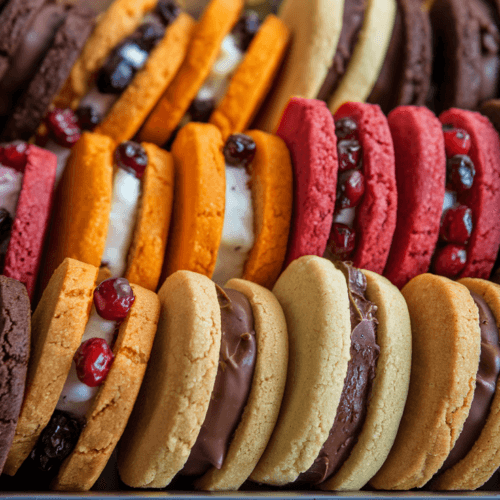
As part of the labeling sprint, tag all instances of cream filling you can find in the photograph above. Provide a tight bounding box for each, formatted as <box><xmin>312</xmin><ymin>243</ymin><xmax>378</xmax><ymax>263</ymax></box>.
<box><xmin>0</xmin><ymin>165</ymin><xmax>23</xmax><ymax>257</ymax></box>
<box><xmin>333</xmin><ymin>207</ymin><xmax>356</xmax><ymax>227</ymax></box>
<box><xmin>212</xmin><ymin>164</ymin><xmax>254</xmax><ymax>285</ymax></box>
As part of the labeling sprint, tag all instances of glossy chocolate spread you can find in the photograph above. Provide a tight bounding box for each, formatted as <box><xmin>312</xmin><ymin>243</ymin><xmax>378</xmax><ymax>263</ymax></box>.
<box><xmin>181</xmin><ymin>286</ymin><xmax>257</xmax><ymax>476</ymax></box>
<box><xmin>438</xmin><ymin>291</ymin><xmax>500</xmax><ymax>473</ymax></box>
<box><xmin>297</xmin><ymin>263</ymin><xmax>379</xmax><ymax>485</ymax></box>
<box><xmin>316</xmin><ymin>0</ymin><xmax>366</xmax><ymax>102</ymax></box>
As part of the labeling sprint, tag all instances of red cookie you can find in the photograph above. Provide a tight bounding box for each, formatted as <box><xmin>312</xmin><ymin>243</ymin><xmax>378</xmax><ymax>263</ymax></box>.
<box><xmin>384</xmin><ymin>106</ymin><xmax>446</xmax><ymax>288</ymax></box>
<box><xmin>1</xmin><ymin>143</ymin><xmax>57</xmax><ymax>299</ymax></box>
<box><xmin>437</xmin><ymin>108</ymin><xmax>500</xmax><ymax>279</ymax></box>
<box><xmin>333</xmin><ymin>102</ymin><xmax>397</xmax><ymax>274</ymax></box>
<box><xmin>276</xmin><ymin>97</ymin><xmax>338</xmax><ymax>267</ymax></box>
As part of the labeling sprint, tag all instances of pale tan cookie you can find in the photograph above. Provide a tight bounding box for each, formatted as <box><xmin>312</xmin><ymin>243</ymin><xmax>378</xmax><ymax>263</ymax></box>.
<box><xmin>53</xmin><ymin>284</ymin><xmax>160</xmax><ymax>491</ymax></box>
<box><xmin>250</xmin><ymin>255</ymin><xmax>351</xmax><ymax>485</ymax></box>
<box><xmin>370</xmin><ymin>273</ymin><xmax>481</xmax><ymax>490</ymax></box>
<box><xmin>3</xmin><ymin>258</ymin><xmax>98</xmax><ymax>476</ymax></box>
<box><xmin>321</xmin><ymin>270</ymin><xmax>412</xmax><ymax>491</ymax></box>
<box><xmin>195</xmin><ymin>278</ymin><xmax>288</xmax><ymax>491</ymax></box>
<box><xmin>254</xmin><ymin>0</ymin><xmax>344</xmax><ymax>133</ymax></box>
<box><xmin>327</xmin><ymin>0</ymin><xmax>396</xmax><ymax>112</ymax></box>
<box><xmin>117</xmin><ymin>271</ymin><xmax>221</xmax><ymax>488</ymax></box>
<box><xmin>432</xmin><ymin>278</ymin><xmax>500</xmax><ymax>490</ymax></box>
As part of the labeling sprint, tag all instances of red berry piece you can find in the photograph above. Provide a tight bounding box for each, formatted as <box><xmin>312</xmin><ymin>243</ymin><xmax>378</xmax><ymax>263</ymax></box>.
<box><xmin>45</xmin><ymin>108</ymin><xmax>82</xmax><ymax>147</ymax></box>
<box><xmin>223</xmin><ymin>134</ymin><xmax>256</xmax><ymax>168</ymax></box>
<box><xmin>336</xmin><ymin>170</ymin><xmax>365</xmax><ymax>211</ymax></box>
<box><xmin>337</xmin><ymin>139</ymin><xmax>361</xmax><ymax>172</ymax></box>
<box><xmin>114</xmin><ymin>141</ymin><xmax>148</xmax><ymax>179</ymax></box>
<box><xmin>446</xmin><ymin>155</ymin><xmax>475</xmax><ymax>193</ymax></box>
<box><xmin>94</xmin><ymin>277</ymin><xmax>135</xmax><ymax>321</ymax></box>
<box><xmin>335</xmin><ymin>117</ymin><xmax>358</xmax><ymax>140</ymax></box>
<box><xmin>440</xmin><ymin>205</ymin><xmax>473</xmax><ymax>244</ymax></box>
<box><xmin>327</xmin><ymin>223</ymin><xmax>356</xmax><ymax>258</ymax></box>
<box><xmin>0</xmin><ymin>142</ymin><xmax>28</xmax><ymax>170</ymax></box>
<box><xmin>73</xmin><ymin>338</ymin><xmax>114</xmax><ymax>387</ymax></box>
<box><xmin>433</xmin><ymin>244</ymin><xmax>467</xmax><ymax>278</ymax></box>
<box><xmin>442</xmin><ymin>124</ymin><xmax>471</xmax><ymax>157</ymax></box>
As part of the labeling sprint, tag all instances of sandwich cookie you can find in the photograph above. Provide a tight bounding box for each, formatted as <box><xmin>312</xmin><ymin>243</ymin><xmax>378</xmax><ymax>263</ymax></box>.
<box><xmin>429</xmin><ymin>108</ymin><xmax>500</xmax><ymax>279</ymax></box>
<box><xmin>429</xmin><ymin>0</ymin><xmax>500</xmax><ymax>113</ymax></box>
<box><xmin>3</xmin><ymin>258</ymin><xmax>160</xmax><ymax>492</ymax></box>
<box><xmin>0</xmin><ymin>0</ymin><xmax>96</xmax><ymax>141</ymax></box>
<box><xmin>164</xmin><ymin>122</ymin><xmax>292</xmax><ymax>289</ymax></box>
<box><xmin>370</xmin><ymin>274</ymin><xmax>482</xmax><ymax>489</ymax></box>
<box><xmin>250</xmin><ymin>256</ymin><xmax>411</xmax><ymax>490</ymax></box>
<box><xmin>384</xmin><ymin>106</ymin><xmax>446</xmax><ymax>288</ymax></box>
<box><xmin>117</xmin><ymin>270</ymin><xmax>288</xmax><ymax>490</ymax></box>
<box><xmin>45</xmin><ymin>132</ymin><xmax>174</xmax><ymax>292</ymax></box>
<box><xmin>0</xmin><ymin>142</ymin><xmax>57</xmax><ymax>299</ymax></box>
<box><xmin>138</xmin><ymin>0</ymin><xmax>289</xmax><ymax>145</ymax></box>
<box><xmin>367</xmin><ymin>0</ymin><xmax>433</xmax><ymax>114</ymax></box>
<box><xmin>0</xmin><ymin>277</ymin><xmax>30</xmax><ymax>475</ymax></box>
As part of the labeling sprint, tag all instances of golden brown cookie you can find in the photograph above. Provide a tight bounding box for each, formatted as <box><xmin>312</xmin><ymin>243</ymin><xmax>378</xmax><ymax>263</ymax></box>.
<box><xmin>250</xmin><ymin>255</ymin><xmax>351</xmax><ymax>485</ymax></box>
<box><xmin>370</xmin><ymin>273</ymin><xmax>481</xmax><ymax>490</ymax></box>
<box><xmin>3</xmin><ymin>258</ymin><xmax>98</xmax><ymax>476</ymax></box>
<box><xmin>53</xmin><ymin>283</ymin><xmax>160</xmax><ymax>491</ymax></box>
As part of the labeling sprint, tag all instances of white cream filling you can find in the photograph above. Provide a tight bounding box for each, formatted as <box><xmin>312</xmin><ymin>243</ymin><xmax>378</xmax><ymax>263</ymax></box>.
<box><xmin>212</xmin><ymin>164</ymin><xmax>254</xmax><ymax>285</ymax></box>
<box><xmin>442</xmin><ymin>189</ymin><xmax>457</xmax><ymax>214</ymax></box>
<box><xmin>333</xmin><ymin>207</ymin><xmax>356</xmax><ymax>227</ymax></box>
<box><xmin>101</xmin><ymin>168</ymin><xmax>141</xmax><ymax>278</ymax></box>
<box><xmin>0</xmin><ymin>165</ymin><xmax>23</xmax><ymax>257</ymax></box>
<box><xmin>56</xmin><ymin>306</ymin><xmax>117</xmax><ymax>418</ymax></box>
<box><xmin>44</xmin><ymin>140</ymin><xmax>72</xmax><ymax>187</ymax></box>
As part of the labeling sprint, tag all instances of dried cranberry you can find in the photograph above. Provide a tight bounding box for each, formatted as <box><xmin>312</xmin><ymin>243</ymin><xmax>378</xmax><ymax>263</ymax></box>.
<box><xmin>137</xmin><ymin>22</ymin><xmax>165</xmax><ymax>51</ymax></box>
<box><xmin>336</xmin><ymin>170</ymin><xmax>365</xmax><ymax>211</ymax></box>
<box><xmin>74</xmin><ymin>338</ymin><xmax>114</xmax><ymax>387</ymax></box>
<box><xmin>156</xmin><ymin>0</ymin><xmax>181</xmax><ymax>27</ymax></box>
<box><xmin>188</xmin><ymin>97</ymin><xmax>215</xmax><ymax>123</ymax></box>
<box><xmin>45</xmin><ymin>108</ymin><xmax>81</xmax><ymax>147</ymax></box>
<box><xmin>440</xmin><ymin>205</ymin><xmax>473</xmax><ymax>244</ymax></box>
<box><xmin>327</xmin><ymin>223</ymin><xmax>356</xmax><ymax>258</ymax></box>
<box><xmin>114</xmin><ymin>141</ymin><xmax>148</xmax><ymax>179</ymax></box>
<box><xmin>0</xmin><ymin>142</ymin><xmax>27</xmax><ymax>170</ymax></box>
<box><xmin>231</xmin><ymin>11</ymin><xmax>261</xmax><ymax>52</ymax></box>
<box><xmin>335</xmin><ymin>117</ymin><xmax>358</xmax><ymax>140</ymax></box>
<box><xmin>433</xmin><ymin>244</ymin><xmax>467</xmax><ymax>277</ymax></box>
<box><xmin>0</xmin><ymin>208</ymin><xmax>13</xmax><ymax>245</ymax></box>
<box><xmin>442</xmin><ymin>125</ymin><xmax>471</xmax><ymax>157</ymax></box>
<box><xmin>223</xmin><ymin>134</ymin><xmax>256</xmax><ymax>167</ymax></box>
<box><xmin>98</xmin><ymin>54</ymin><xmax>134</xmax><ymax>94</ymax></box>
<box><xmin>76</xmin><ymin>105</ymin><xmax>102</xmax><ymax>131</ymax></box>
<box><xmin>337</xmin><ymin>139</ymin><xmax>361</xmax><ymax>172</ymax></box>
<box><xmin>94</xmin><ymin>277</ymin><xmax>135</xmax><ymax>321</ymax></box>
<box><xmin>446</xmin><ymin>155</ymin><xmax>475</xmax><ymax>193</ymax></box>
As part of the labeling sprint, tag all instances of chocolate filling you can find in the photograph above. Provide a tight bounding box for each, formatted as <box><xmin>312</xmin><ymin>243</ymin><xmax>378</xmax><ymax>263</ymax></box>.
<box><xmin>316</xmin><ymin>0</ymin><xmax>366</xmax><ymax>102</ymax></box>
<box><xmin>297</xmin><ymin>263</ymin><xmax>379</xmax><ymax>485</ymax></box>
<box><xmin>437</xmin><ymin>291</ymin><xmax>500</xmax><ymax>474</ymax></box>
<box><xmin>181</xmin><ymin>286</ymin><xmax>257</xmax><ymax>476</ymax></box>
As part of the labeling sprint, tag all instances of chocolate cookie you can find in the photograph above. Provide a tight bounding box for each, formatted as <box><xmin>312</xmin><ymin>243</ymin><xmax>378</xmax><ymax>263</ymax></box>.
<box><xmin>0</xmin><ymin>276</ymin><xmax>30</xmax><ymax>474</ymax></box>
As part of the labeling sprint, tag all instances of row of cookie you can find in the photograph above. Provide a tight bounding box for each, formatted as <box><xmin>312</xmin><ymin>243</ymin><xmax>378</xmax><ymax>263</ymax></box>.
<box><xmin>2</xmin><ymin>255</ymin><xmax>500</xmax><ymax>492</ymax></box>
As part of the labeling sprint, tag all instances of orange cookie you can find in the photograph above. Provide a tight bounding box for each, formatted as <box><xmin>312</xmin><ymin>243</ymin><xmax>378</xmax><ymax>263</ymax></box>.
<box><xmin>46</xmin><ymin>132</ymin><xmax>174</xmax><ymax>291</ymax></box>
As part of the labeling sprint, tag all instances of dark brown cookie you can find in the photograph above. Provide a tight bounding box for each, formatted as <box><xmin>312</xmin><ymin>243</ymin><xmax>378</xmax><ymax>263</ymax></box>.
<box><xmin>0</xmin><ymin>275</ymin><xmax>30</xmax><ymax>474</ymax></box>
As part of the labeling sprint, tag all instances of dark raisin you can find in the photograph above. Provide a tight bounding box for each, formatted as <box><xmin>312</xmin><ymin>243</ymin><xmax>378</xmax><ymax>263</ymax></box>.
<box><xmin>137</xmin><ymin>21</ymin><xmax>165</xmax><ymax>51</ymax></box>
<box><xmin>335</xmin><ymin>117</ymin><xmax>358</xmax><ymax>140</ymax></box>
<box><xmin>446</xmin><ymin>154</ymin><xmax>476</xmax><ymax>193</ymax></box>
<box><xmin>97</xmin><ymin>54</ymin><xmax>134</xmax><ymax>94</ymax></box>
<box><xmin>29</xmin><ymin>410</ymin><xmax>85</xmax><ymax>472</ymax></box>
<box><xmin>156</xmin><ymin>0</ymin><xmax>181</xmax><ymax>27</ymax></box>
<box><xmin>0</xmin><ymin>208</ymin><xmax>12</xmax><ymax>245</ymax></box>
<box><xmin>223</xmin><ymin>134</ymin><xmax>256</xmax><ymax>167</ymax></box>
<box><xmin>231</xmin><ymin>11</ymin><xmax>261</xmax><ymax>52</ymax></box>
<box><xmin>76</xmin><ymin>105</ymin><xmax>102</xmax><ymax>130</ymax></box>
<box><xmin>188</xmin><ymin>97</ymin><xmax>215</xmax><ymax>123</ymax></box>
<box><xmin>114</xmin><ymin>141</ymin><xmax>148</xmax><ymax>179</ymax></box>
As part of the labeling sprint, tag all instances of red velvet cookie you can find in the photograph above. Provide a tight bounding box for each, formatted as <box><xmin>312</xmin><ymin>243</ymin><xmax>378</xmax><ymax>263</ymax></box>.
<box><xmin>433</xmin><ymin>109</ymin><xmax>500</xmax><ymax>279</ymax></box>
<box><xmin>384</xmin><ymin>106</ymin><xmax>446</xmax><ymax>289</ymax></box>
<box><xmin>276</xmin><ymin>97</ymin><xmax>338</xmax><ymax>267</ymax></box>
<box><xmin>330</xmin><ymin>102</ymin><xmax>397</xmax><ymax>274</ymax></box>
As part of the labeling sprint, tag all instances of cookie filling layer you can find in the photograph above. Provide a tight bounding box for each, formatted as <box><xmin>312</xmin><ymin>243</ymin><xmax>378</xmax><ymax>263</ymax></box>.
<box><xmin>0</xmin><ymin>2</ymin><xmax>68</xmax><ymax>117</ymax></box>
<box><xmin>182</xmin><ymin>285</ymin><xmax>257</xmax><ymax>476</ymax></box>
<box><xmin>316</xmin><ymin>0</ymin><xmax>366</xmax><ymax>102</ymax></box>
<box><xmin>431</xmin><ymin>124</ymin><xmax>475</xmax><ymax>278</ymax></box>
<box><xmin>297</xmin><ymin>262</ymin><xmax>379</xmax><ymax>484</ymax></box>
<box><xmin>212</xmin><ymin>134</ymin><xmax>256</xmax><ymax>285</ymax></box>
<box><xmin>324</xmin><ymin>116</ymin><xmax>365</xmax><ymax>262</ymax></box>
<box><xmin>437</xmin><ymin>291</ymin><xmax>500</xmax><ymax>473</ymax></box>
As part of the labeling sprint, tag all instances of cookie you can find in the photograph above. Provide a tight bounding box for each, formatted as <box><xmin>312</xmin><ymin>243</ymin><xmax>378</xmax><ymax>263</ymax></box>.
<box><xmin>384</xmin><ymin>106</ymin><xmax>446</xmax><ymax>288</ymax></box>
<box><xmin>370</xmin><ymin>273</ymin><xmax>481</xmax><ymax>489</ymax></box>
<box><xmin>0</xmin><ymin>276</ymin><xmax>30</xmax><ymax>475</ymax></box>
<box><xmin>275</xmin><ymin>97</ymin><xmax>338</xmax><ymax>267</ymax></box>
<box><xmin>480</xmin><ymin>99</ymin><xmax>500</xmax><ymax>133</ymax></box>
